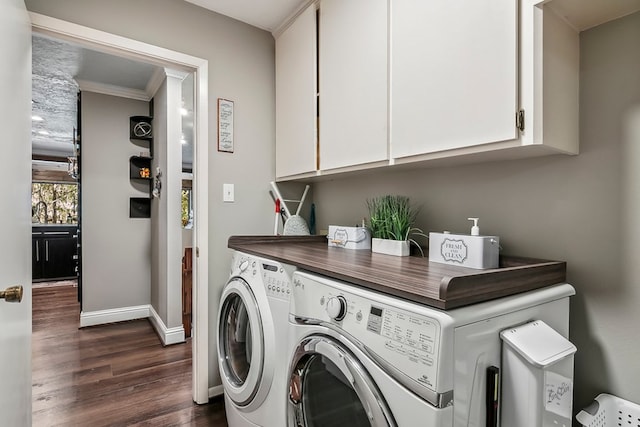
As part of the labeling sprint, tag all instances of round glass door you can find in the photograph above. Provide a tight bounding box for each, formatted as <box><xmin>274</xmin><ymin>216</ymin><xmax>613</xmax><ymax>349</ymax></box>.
<box><xmin>288</xmin><ymin>335</ymin><xmax>395</xmax><ymax>427</ymax></box>
<box><xmin>218</xmin><ymin>278</ymin><xmax>264</xmax><ymax>406</ymax></box>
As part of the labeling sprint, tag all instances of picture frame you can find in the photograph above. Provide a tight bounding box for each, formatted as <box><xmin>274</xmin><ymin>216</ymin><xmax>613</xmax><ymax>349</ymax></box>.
<box><xmin>217</xmin><ymin>98</ymin><xmax>234</xmax><ymax>153</ymax></box>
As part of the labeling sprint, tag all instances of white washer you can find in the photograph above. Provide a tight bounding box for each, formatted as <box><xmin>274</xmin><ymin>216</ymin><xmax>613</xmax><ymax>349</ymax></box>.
<box><xmin>217</xmin><ymin>251</ymin><xmax>295</xmax><ymax>427</ymax></box>
<box><xmin>286</xmin><ymin>271</ymin><xmax>575</xmax><ymax>426</ymax></box>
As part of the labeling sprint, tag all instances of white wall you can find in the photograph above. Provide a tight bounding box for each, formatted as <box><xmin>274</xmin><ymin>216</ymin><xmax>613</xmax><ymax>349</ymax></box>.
<box><xmin>309</xmin><ymin>11</ymin><xmax>640</xmax><ymax>412</ymax></box>
<box><xmin>25</xmin><ymin>0</ymin><xmax>277</xmax><ymax>388</ymax></box>
<box><xmin>81</xmin><ymin>91</ymin><xmax>151</xmax><ymax>313</ymax></box>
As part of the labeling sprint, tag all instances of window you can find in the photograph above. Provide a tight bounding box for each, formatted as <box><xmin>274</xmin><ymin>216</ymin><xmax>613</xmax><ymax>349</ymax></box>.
<box><xmin>181</xmin><ymin>188</ymin><xmax>193</xmax><ymax>228</ymax></box>
<box><xmin>32</xmin><ymin>182</ymin><xmax>78</xmax><ymax>224</ymax></box>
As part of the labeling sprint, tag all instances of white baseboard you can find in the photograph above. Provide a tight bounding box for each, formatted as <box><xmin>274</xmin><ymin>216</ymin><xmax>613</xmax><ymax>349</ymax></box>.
<box><xmin>209</xmin><ymin>384</ymin><xmax>224</xmax><ymax>399</ymax></box>
<box><xmin>149</xmin><ymin>305</ymin><xmax>185</xmax><ymax>346</ymax></box>
<box><xmin>80</xmin><ymin>304</ymin><xmax>150</xmax><ymax>328</ymax></box>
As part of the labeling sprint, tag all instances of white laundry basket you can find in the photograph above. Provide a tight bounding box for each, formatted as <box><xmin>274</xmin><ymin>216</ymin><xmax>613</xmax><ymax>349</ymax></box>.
<box><xmin>576</xmin><ymin>393</ymin><xmax>640</xmax><ymax>427</ymax></box>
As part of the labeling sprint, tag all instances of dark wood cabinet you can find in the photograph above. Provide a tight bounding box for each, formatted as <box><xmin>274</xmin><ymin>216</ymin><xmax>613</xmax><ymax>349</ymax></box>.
<box><xmin>32</xmin><ymin>226</ymin><xmax>78</xmax><ymax>282</ymax></box>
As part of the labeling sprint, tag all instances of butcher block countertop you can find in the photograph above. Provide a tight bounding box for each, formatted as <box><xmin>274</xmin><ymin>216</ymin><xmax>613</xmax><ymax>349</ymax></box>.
<box><xmin>228</xmin><ymin>235</ymin><xmax>567</xmax><ymax>310</ymax></box>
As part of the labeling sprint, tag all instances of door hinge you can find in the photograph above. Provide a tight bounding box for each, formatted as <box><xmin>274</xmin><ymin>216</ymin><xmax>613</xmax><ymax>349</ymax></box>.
<box><xmin>196</xmin><ymin>247</ymin><xmax>199</xmax><ymax>258</ymax></box>
<box><xmin>516</xmin><ymin>109</ymin><xmax>525</xmax><ymax>132</ymax></box>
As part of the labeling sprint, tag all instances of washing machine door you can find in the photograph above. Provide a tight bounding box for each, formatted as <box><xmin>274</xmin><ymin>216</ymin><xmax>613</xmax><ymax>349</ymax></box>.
<box><xmin>288</xmin><ymin>335</ymin><xmax>396</xmax><ymax>427</ymax></box>
<box><xmin>217</xmin><ymin>277</ymin><xmax>265</xmax><ymax>406</ymax></box>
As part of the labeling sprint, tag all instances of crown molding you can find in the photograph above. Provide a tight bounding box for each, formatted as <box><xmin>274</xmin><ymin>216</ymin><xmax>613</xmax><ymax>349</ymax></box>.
<box><xmin>75</xmin><ymin>79</ymin><xmax>150</xmax><ymax>101</ymax></box>
<box><xmin>146</xmin><ymin>67</ymin><xmax>166</xmax><ymax>98</ymax></box>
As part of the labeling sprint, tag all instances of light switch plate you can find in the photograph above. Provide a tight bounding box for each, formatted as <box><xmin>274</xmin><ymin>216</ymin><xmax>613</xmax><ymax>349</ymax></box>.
<box><xmin>223</xmin><ymin>183</ymin><xmax>234</xmax><ymax>202</ymax></box>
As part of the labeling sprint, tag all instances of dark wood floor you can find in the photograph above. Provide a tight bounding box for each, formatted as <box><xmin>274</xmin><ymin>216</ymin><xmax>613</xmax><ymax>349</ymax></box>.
<box><xmin>32</xmin><ymin>284</ymin><xmax>228</xmax><ymax>426</ymax></box>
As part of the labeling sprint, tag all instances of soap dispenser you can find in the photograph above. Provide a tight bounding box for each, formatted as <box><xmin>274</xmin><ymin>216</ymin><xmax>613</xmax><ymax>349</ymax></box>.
<box><xmin>468</xmin><ymin>217</ymin><xmax>480</xmax><ymax>236</ymax></box>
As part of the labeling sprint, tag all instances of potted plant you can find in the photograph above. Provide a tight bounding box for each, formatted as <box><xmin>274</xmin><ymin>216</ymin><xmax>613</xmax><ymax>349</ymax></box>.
<box><xmin>366</xmin><ymin>195</ymin><xmax>426</xmax><ymax>257</ymax></box>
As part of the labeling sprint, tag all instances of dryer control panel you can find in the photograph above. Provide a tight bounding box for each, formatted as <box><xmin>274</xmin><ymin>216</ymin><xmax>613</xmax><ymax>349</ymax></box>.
<box><xmin>262</xmin><ymin>261</ymin><xmax>292</xmax><ymax>301</ymax></box>
<box><xmin>291</xmin><ymin>271</ymin><xmax>444</xmax><ymax>395</ymax></box>
<box><xmin>232</xmin><ymin>253</ymin><xmax>293</xmax><ymax>302</ymax></box>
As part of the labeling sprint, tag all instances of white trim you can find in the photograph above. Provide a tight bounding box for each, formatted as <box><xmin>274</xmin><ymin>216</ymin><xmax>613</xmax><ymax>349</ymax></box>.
<box><xmin>192</xmin><ymin>62</ymin><xmax>210</xmax><ymax>405</ymax></box>
<box><xmin>146</xmin><ymin>67</ymin><xmax>166</xmax><ymax>98</ymax></box>
<box><xmin>30</xmin><ymin>12</ymin><xmax>210</xmax><ymax>405</ymax></box>
<box><xmin>272</xmin><ymin>0</ymin><xmax>317</xmax><ymax>39</ymax></box>
<box><xmin>165</xmin><ymin>68</ymin><xmax>189</xmax><ymax>80</ymax></box>
<box><xmin>148</xmin><ymin>305</ymin><xmax>186</xmax><ymax>346</ymax></box>
<box><xmin>75</xmin><ymin>79</ymin><xmax>151</xmax><ymax>101</ymax></box>
<box><xmin>209</xmin><ymin>384</ymin><xmax>224</xmax><ymax>398</ymax></box>
<box><xmin>30</xmin><ymin>13</ymin><xmax>202</xmax><ymax>70</ymax></box>
<box><xmin>80</xmin><ymin>305</ymin><xmax>150</xmax><ymax>328</ymax></box>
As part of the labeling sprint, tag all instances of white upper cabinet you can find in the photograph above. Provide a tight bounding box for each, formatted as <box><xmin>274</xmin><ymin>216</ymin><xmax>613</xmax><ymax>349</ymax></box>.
<box><xmin>390</xmin><ymin>0</ymin><xmax>579</xmax><ymax>164</ymax></box>
<box><xmin>391</xmin><ymin>0</ymin><xmax>519</xmax><ymax>159</ymax></box>
<box><xmin>275</xmin><ymin>4</ymin><xmax>317</xmax><ymax>179</ymax></box>
<box><xmin>274</xmin><ymin>0</ymin><xmax>580</xmax><ymax>181</ymax></box>
<box><xmin>318</xmin><ymin>0</ymin><xmax>388</xmax><ymax>171</ymax></box>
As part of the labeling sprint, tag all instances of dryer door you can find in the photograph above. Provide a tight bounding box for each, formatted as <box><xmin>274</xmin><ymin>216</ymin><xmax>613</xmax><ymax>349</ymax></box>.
<box><xmin>288</xmin><ymin>335</ymin><xmax>396</xmax><ymax>427</ymax></box>
<box><xmin>217</xmin><ymin>278</ymin><xmax>265</xmax><ymax>406</ymax></box>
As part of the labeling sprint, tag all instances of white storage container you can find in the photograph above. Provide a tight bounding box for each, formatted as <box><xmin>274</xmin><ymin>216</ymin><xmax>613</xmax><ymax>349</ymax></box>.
<box><xmin>429</xmin><ymin>231</ymin><xmax>499</xmax><ymax>269</ymax></box>
<box><xmin>327</xmin><ymin>226</ymin><xmax>371</xmax><ymax>250</ymax></box>
<box><xmin>576</xmin><ymin>394</ymin><xmax>640</xmax><ymax>427</ymax></box>
<box><xmin>500</xmin><ymin>320</ymin><xmax>577</xmax><ymax>427</ymax></box>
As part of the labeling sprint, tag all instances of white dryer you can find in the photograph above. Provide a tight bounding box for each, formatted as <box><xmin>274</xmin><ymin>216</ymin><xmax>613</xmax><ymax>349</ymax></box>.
<box><xmin>217</xmin><ymin>251</ymin><xmax>295</xmax><ymax>427</ymax></box>
<box><xmin>286</xmin><ymin>271</ymin><xmax>575</xmax><ymax>427</ymax></box>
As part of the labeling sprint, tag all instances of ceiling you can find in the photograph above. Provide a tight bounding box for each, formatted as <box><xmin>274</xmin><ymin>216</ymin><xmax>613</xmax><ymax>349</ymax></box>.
<box><xmin>546</xmin><ymin>0</ymin><xmax>640</xmax><ymax>31</ymax></box>
<box><xmin>184</xmin><ymin>0</ymin><xmax>308</xmax><ymax>32</ymax></box>
<box><xmin>183</xmin><ymin>0</ymin><xmax>640</xmax><ymax>34</ymax></box>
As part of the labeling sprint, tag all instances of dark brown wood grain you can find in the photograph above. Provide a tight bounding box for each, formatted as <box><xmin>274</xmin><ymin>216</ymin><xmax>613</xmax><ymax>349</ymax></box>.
<box><xmin>32</xmin><ymin>284</ymin><xmax>228</xmax><ymax>427</ymax></box>
<box><xmin>228</xmin><ymin>235</ymin><xmax>567</xmax><ymax>309</ymax></box>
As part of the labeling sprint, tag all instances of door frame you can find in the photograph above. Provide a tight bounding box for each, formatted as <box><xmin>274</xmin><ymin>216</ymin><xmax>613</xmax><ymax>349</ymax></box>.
<box><xmin>30</xmin><ymin>12</ymin><xmax>210</xmax><ymax>404</ymax></box>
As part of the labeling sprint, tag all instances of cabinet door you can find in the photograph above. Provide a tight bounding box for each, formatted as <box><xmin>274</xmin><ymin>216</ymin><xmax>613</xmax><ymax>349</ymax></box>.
<box><xmin>391</xmin><ymin>0</ymin><xmax>518</xmax><ymax>158</ymax></box>
<box><xmin>275</xmin><ymin>4</ymin><xmax>318</xmax><ymax>179</ymax></box>
<box><xmin>32</xmin><ymin>237</ymin><xmax>43</xmax><ymax>280</ymax></box>
<box><xmin>319</xmin><ymin>0</ymin><xmax>388</xmax><ymax>171</ymax></box>
<box><xmin>42</xmin><ymin>237</ymin><xmax>77</xmax><ymax>279</ymax></box>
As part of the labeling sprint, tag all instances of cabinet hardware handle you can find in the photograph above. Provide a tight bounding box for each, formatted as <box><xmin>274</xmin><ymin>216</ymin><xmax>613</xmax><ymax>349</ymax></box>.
<box><xmin>45</xmin><ymin>240</ymin><xmax>49</xmax><ymax>262</ymax></box>
<box><xmin>36</xmin><ymin>241</ymin><xmax>40</xmax><ymax>262</ymax></box>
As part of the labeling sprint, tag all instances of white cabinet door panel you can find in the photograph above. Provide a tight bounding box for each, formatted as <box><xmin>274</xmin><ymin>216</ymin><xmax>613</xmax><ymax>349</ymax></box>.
<box><xmin>276</xmin><ymin>4</ymin><xmax>317</xmax><ymax>178</ymax></box>
<box><xmin>319</xmin><ymin>0</ymin><xmax>388</xmax><ymax>170</ymax></box>
<box><xmin>391</xmin><ymin>0</ymin><xmax>518</xmax><ymax>158</ymax></box>
<box><xmin>0</xmin><ymin>0</ymin><xmax>32</xmax><ymax>425</ymax></box>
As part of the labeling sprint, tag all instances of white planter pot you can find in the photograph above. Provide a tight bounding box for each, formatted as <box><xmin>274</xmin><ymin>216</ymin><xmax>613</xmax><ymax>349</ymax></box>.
<box><xmin>371</xmin><ymin>238</ymin><xmax>410</xmax><ymax>257</ymax></box>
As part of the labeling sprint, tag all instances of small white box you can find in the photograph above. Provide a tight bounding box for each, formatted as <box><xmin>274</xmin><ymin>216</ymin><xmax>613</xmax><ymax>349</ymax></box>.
<box><xmin>327</xmin><ymin>226</ymin><xmax>371</xmax><ymax>250</ymax></box>
<box><xmin>428</xmin><ymin>232</ymin><xmax>500</xmax><ymax>269</ymax></box>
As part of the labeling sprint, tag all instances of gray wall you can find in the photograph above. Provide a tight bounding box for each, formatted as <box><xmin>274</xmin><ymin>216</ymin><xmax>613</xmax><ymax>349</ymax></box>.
<box><xmin>151</xmin><ymin>78</ymin><xmax>167</xmax><ymax>324</ymax></box>
<box><xmin>311</xmin><ymin>11</ymin><xmax>640</xmax><ymax>412</ymax></box>
<box><xmin>81</xmin><ymin>92</ymin><xmax>151</xmax><ymax>312</ymax></box>
<box><xmin>26</xmin><ymin>0</ymin><xmax>277</xmax><ymax>387</ymax></box>
<box><xmin>150</xmin><ymin>72</ymin><xmax>184</xmax><ymax>331</ymax></box>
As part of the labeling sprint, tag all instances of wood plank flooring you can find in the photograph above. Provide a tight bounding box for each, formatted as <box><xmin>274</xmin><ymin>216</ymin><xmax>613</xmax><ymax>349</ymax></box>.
<box><xmin>32</xmin><ymin>284</ymin><xmax>228</xmax><ymax>426</ymax></box>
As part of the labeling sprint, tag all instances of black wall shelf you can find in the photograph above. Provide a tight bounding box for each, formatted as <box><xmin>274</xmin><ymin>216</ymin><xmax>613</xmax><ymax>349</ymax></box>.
<box><xmin>129</xmin><ymin>116</ymin><xmax>153</xmax><ymax>219</ymax></box>
<box><xmin>129</xmin><ymin>197</ymin><xmax>151</xmax><ymax>218</ymax></box>
<box><xmin>129</xmin><ymin>156</ymin><xmax>152</xmax><ymax>180</ymax></box>
<box><xmin>129</xmin><ymin>116</ymin><xmax>153</xmax><ymax>140</ymax></box>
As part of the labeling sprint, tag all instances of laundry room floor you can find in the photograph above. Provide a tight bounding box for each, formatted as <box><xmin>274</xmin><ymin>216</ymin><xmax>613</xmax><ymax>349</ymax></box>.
<box><xmin>31</xmin><ymin>283</ymin><xmax>228</xmax><ymax>426</ymax></box>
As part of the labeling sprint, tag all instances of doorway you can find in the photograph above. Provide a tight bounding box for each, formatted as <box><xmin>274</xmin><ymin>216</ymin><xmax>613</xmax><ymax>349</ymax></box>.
<box><xmin>30</xmin><ymin>12</ymin><xmax>210</xmax><ymax>404</ymax></box>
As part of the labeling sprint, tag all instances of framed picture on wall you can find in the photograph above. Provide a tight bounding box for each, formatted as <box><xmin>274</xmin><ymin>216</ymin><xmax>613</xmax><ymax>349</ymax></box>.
<box><xmin>217</xmin><ymin>98</ymin><xmax>234</xmax><ymax>153</ymax></box>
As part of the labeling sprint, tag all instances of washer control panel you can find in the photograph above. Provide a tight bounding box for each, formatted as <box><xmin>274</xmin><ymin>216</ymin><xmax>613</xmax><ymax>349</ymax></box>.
<box><xmin>292</xmin><ymin>272</ymin><xmax>442</xmax><ymax>392</ymax></box>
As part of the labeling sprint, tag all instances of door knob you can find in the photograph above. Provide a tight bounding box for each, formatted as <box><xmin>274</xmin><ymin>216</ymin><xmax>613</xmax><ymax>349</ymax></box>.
<box><xmin>0</xmin><ymin>285</ymin><xmax>23</xmax><ymax>303</ymax></box>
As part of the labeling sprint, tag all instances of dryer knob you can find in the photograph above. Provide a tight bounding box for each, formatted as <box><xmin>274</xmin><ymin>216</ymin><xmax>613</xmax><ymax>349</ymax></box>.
<box><xmin>239</xmin><ymin>260</ymin><xmax>249</xmax><ymax>272</ymax></box>
<box><xmin>326</xmin><ymin>296</ymin><xmax>347</xmax><ymax>321</ymax></box>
